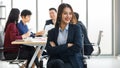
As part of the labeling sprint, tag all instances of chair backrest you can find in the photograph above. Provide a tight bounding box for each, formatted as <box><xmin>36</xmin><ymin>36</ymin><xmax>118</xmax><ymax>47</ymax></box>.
<box><xmin>0</xmin><ymin>25</ymin><xmax>4</xmax><ymax>47</ymax></box>
<box><xmin>97</xmin><ymin>30</ymin><xmax>103</xmax><ymax>46</ymax></box>
<box><xmin>92</xmin><ymin>30</ymin><xmax>103</xmax><ymax>56</ymax></box>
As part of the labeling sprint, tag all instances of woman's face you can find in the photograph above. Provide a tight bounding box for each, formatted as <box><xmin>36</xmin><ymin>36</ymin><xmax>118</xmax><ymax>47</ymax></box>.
<box><xmin>61</xmin><ymin>7</ymin><xmax>72</xmax><ymax>24</ymax></box>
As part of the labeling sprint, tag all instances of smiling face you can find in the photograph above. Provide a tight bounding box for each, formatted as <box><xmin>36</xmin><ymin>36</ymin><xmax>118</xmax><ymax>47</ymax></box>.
<box><xmin>49</xmin><ymin>10</ymin><xmax>57</xmax><ymax>20</ymax></box>
<box><xmin>55</xmin><ymin>3</ymin><xmax>77</xmax><ymax>28</ymax></box>
<box><xmin>61</xmin><ymin>7</ymin><xmax>72</xmax><ymax>24</ymax></box>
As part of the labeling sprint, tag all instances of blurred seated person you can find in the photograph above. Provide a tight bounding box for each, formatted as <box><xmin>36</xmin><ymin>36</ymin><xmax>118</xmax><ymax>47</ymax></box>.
<box><xmin>44</xmin><ymin>8</ymin><xmax>57</xmax><ymax>34</ymax></box>
<box><xmin>17</xmin><ymin>9</ymin><xmax>44</xmax><ymax>37</ymax></box>
<box><xmin>17</xmin><ymin>9</ymin><xmax>43</xmax><ymax>68</ymax></box>
<box><xmin>4</xmin><ymin>8</ymin><xmax>41</xmax><ymax>68</ymax></box>
<box><xmin>74</xmin><ymin>12</ymin><xmax>93</xmax><ymax>55</ymax></box>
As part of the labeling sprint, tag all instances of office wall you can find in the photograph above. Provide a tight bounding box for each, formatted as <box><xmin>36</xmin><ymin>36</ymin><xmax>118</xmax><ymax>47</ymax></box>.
<box><xmin>114</xmin><ymin>0</ymin><xmax>120</xmax><ymax>56</ymax></box>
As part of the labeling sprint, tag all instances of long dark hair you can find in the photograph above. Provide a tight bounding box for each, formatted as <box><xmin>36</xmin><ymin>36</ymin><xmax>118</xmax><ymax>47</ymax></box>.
<box><xmin>55</xmin><ymin>3</ymin><xmax>77</xmax><ymax>28</ymax></box>
<box><xmin>4</xmin><ymin>8</ymin><xmax>20</xmax><ymax>32</ymax></box>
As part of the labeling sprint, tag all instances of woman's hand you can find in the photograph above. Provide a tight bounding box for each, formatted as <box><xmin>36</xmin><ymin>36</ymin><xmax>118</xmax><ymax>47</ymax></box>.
<box><xmin>50</xmin><ymin>41</ymin><xmax>56</xmax><ymax>47</ymax></box>
<box><xmin>68</xmin><ymin>43</ymin><xmax>74</xmax><ymax>48</ymax></box>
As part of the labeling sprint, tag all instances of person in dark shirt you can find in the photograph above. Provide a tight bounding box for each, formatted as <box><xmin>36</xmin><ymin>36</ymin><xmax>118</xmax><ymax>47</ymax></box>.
<box><xmin>46</xmin><ymin>3</ymin><xmax>83</xmax><ymax>68</ymax></box>
<box><xmin>74</xmin><ymin>12</ymin><xmax>94</xmax><ymax>55</ymax></box>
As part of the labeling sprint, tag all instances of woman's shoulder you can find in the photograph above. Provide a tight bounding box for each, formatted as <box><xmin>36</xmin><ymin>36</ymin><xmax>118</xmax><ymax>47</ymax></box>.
<box><xmin>69</xmin><ymin>23</ymin><xmax>80</xmax><ymax>29</ymax></box>
<box><xmin>6</xmin><ymin>23</ymin><xmax>17</xmax><ymax>32</ymax></box>
<box><xmin>8</xmin><ymin>23</ymin><xmax>16</xmax><ymax>27</ymax></box>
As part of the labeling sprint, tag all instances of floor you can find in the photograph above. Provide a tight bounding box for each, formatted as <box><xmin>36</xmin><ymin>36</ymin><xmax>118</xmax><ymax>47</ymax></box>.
<box><xmin>0</xmin><ymin>56</ymin><xmax>120</xmax><ymax>68</ymax></box>
<box><xmin>87</xmin><ymin>56</ymin><xmax>120</xmax><ymax>68</ymax></box>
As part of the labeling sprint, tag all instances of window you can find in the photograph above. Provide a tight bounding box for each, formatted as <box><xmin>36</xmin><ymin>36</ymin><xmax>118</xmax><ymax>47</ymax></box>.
<box><xmin>13</xmin><ymin>0</ymin><xmax>36</xmax><ymax>32</ymax></box>
<box><xmin>3</xmin><ymin>0</ymin><xmax>112</xmax><ymax>55</ymax></box>
<box><xmin>38</xmin><ymin>0</ymin><xmax>61</xmax><ymax>30</ymax></box>
<box><xmin>0</xmin><ymin>6</ymin><xmax>6</xmax><ymax>19</ymax></box>
<box><xmin>0</xmin><ymin>0</ymin><xmax>11</xmax><ymax>27</ymax></box>
<box><xmin>88</xmin><ymin>0</ymin><xmax>112</xmax><ymax>55</ymax></box>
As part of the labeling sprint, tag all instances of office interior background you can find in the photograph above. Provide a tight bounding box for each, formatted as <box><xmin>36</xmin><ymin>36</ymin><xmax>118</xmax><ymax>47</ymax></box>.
<box><xmin>0</xmin><ymin>0</ymin><xmax>120</xmax><ymax>68</ymax></box>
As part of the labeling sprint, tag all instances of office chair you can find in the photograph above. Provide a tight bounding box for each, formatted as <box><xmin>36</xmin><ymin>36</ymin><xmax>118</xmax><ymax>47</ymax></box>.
<box><xmin>0</xmin><ymin>30</ymin><xmax>26</xmax><ymax>68</ymax></box>
<box><xmin>2</xmin><ymin>47</ymin><xmax>26</xmax><ymax>67</ymax></box>
<box><xmin>83</xmin><ymin>30</ymin><xmax>103</xmax><ymax>68</ymax></box>
<box><xmin>84</xmin><ymin>30</ymin><xmax>103</xmax><ymax>56</ymax></box>
<box><xmin>91</xmin><ymin>30</ymin><xmax>103</xmax><ymax>56</ymax></box>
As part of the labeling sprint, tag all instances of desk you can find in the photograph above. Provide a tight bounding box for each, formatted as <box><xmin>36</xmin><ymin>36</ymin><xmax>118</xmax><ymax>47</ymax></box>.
<box><xmin>11</xmin><ymin>37</ymin><xmax>47</xmax><ymax>68</ymax></box>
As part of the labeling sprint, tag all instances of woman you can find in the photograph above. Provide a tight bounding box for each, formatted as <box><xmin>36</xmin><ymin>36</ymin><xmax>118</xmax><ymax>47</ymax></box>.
<box><xmin>46</xmin><ymin>3</ymin><xmax>84</xmax><ymax>68</ymax></box>
<box><xmin>4</xmin><ymin>8</ymin><xmax>40</xmax><ymax>68</ymax></box>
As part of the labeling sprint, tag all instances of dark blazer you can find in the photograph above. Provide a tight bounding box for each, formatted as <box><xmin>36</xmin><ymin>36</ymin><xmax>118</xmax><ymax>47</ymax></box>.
<box><xmin>46</xmin><ymin>23</ymin><xmax>83</xmax><ymax>68</ymax></box>
<box><xmin>77</xmin><ymin>21</ymin><xmax>90</xmax><ymax>45</ymax></box>
<box><xmin>4</xmin><ymin>23</ymin><xmax>22</xmax><ymax>53</ymax></box>
<box><xmin>77</xmin><ymin>21</ymin><xmax>94</xmax><ymax>55</ymax></box>
<box><xmin>44</xmin><ymin>19</ymin><xmax>54</xmax><ymax>29</ymax></box>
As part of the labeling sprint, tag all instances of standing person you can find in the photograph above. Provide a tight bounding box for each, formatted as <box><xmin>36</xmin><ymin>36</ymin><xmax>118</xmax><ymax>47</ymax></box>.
<box><xmin>17</xmin><ymin>9</ymin><xmax>42</xmax><ymax>68</ymax></box>
<box><xmin>4</xmin><ymin>8</ymin><xmax>41</xmax><ymax>68</ymax></box>
<box><xmin>46</xmin><ymin>3</ymin><xmax>83</xmax><ymax>68</ymax></box>
<box><xmin>44</xmin><ymin>8</ymin><xmax>57</xmax><ymax>32</ymax></box>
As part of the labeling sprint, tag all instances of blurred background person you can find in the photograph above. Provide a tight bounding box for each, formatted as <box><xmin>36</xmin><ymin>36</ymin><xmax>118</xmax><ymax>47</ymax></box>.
<box><xmin>44</xmin><ymin>8</ymin><xmax>57</xmax><ymax>36</ymax></box>
<box><xmin>17</xmin><ymin>9</ymin><xmax>44</xmax><ymax>38</ymax></box>
<box><xmin>74</xmin><ymin>12</ymin><xmax>94</xmax><ymax>56</ymax></box>
<box><xmin>17</xmin><ymin>9</ymin><xmax>41</xmax><ymax>68</ymax></box>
